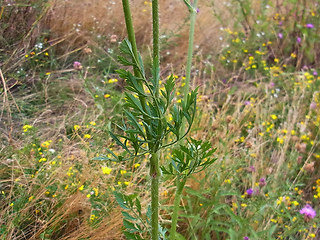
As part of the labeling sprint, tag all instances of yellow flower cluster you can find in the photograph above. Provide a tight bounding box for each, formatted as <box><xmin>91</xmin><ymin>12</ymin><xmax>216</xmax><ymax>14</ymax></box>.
<box><xmin>108</xmin><ymin>78</ymin><xmax>118</xmax><ymax>83</ymax></box>
<box><xmin>314</xmin><ymin>179</ymin><xmax>320</xmax><ymax>199</ymax></box>
<box><xmin>102</xmin><ymin>166</ymin><xmax>112</xmax><ymax>175</ymax></box>
<box><xmin>41</xmin><ymin>140</ymin><xmax>52</xmax><ymax>148</ymax></box>
<box><xmin>23</xmin><ymin>125</ymin><xmax>33</xmax><ymax>132</ymax></box>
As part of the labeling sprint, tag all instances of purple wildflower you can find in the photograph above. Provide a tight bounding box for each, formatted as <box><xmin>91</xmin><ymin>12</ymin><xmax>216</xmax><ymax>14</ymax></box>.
<box><xmin>244</xmin><ymin>101</ymin><xmax>251</xmax><ymax>106</ymax></box>
<box><xmin>313</xmin><ymin>71</ymin><xmax>318</xmax><ymax>76</ymax></box>
<box><xmin>306</xmin><ymin>23</ymin><xmax>314</xmax><ymax>29</ymax></box>
<box><xmin>297</xmin><ymin>37</ymin><xmax>301</xmax><ymax>43</ymax></box>
<box><xmin>196</xmin><ymin>8</ymin><xmax>200</xmax><ymax>13</ymax></box>
<box><xmin>244</xmin><ymin>237</ymin><xmax>250</xmax><ymax>240</ymax></box>
<box><xmin>248</xmin><ymin>165</ymin><xmax>255</xmax><ymax>172</ymax></box>
<box><xmin>259</xmin><ymin>178</ymin><xmax>266</xmax><ymax>187</ymax></box>
<box><xmin>73</xmin><ymin>61</ymin><xmax>82</xmax><ymax>70</ymax></box>
<box><xmin>300</xmin><ymin>204</ymin><xmax>316</xmax><ymax>220</ymax></box>
<box><xmin>278</xmin><ymin>33</ymin><xmax>283</xmax><ymax>39</ymax></box>
<box><xmin>310</xmin><ymin>102</ymin><xmax>317</xmax><ymax>110</ymax></box>
<box><xmin>246</xmin><ymin>188</ymin><xmax>254</xmax><ymax>196</ymax></box>
<box><xmin>269</xmin><ymin>82</ymin><xmax>275</xmax><ymax>88</ymax></box>
<box><xmin>302</xmin><ymin>65</ymin><xmax>309</xmax><ymax>70</ymax></box>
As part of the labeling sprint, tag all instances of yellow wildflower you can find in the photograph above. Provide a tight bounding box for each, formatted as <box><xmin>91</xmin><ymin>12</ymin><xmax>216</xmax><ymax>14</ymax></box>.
<box><xmin>39</xmin><ymin>158</ymin><xmax>47</xmax><ymax>163</ymax></box>
<box><xmin>271</xmin><ymin>114</ymin><xmax>278</xmax><ymax>120</ymax></box>
<box><xmin>292</xmin><ymin>201</ymin><xmax>299</xmax><ymax>206</ymax></box>
<box><xmin>93</xmin><ymin>187</ymin><xmax>99</xmax><ymax>196</ymax></box>
<box><xmin>84</xmin><ymin>134</ymin><xmax>91</xmax><ymax>139</ymax></box>
<box><xmin>23</xmin><ymin>125</ymin><xmax>32</xmax><ymax>132</ymax></box>
<box><xmin>224</xmin><ymin>179</ymin><xmax>231</xmax><ymax>184</ymax></box>
<box><xmin>134</xmin><ymin>163</ymin><xmax>140</xmax><ymax>168</ymax></box>
<box><xmin>102</xmin><ymin>166</ymin><xmax>112</xmax><ymax>175</ymax></box>
<box><xmin>90</xmin><ymin>214</ymin><xmax>96</xmax><ymax>221</ymax></box>
<box><xmin>108</xmin><ymin>78</ymin><xmax>118</xmax><ymax>83</ymax></box>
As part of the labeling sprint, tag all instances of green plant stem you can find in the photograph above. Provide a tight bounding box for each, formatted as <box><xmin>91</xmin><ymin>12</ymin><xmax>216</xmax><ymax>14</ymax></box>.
<box><xmin>150</xmin><ymin>1</ymin><xmax>160</xmax><ymax>239</ymax></box>
<box><xmin>121</xmin><ymin>0</ymin><xmax>140</xmax><ymax>78</ymax></box>
<box><xmin>170</xmin><ymin>176</ymin><xmax>187</xmax><ymax>239</ymax></box>
<box><xmin>122</xmin><ymin>3</ymin><xmax>161</xmax><ymax>239</ymax></box>
<box><xmin>150</xmin><ymin>151</ymin><xmax>160</xmax><ymax>240</ymax></box>
<box><xmin>170</xmin><ymin>2</ymin><xmax>198</xmax><ymax>238</ymax></box>
<box><xmin>152</xmin><ymin>0</ymin><xmax>160</xmax><ymax>97</ymax></box>
<box><xmin>182</xmin><ymin>0</ymin><xmax>198</xmax><ymax>134</ymax></box>
<box><xmin>122</xmin><ymin>0</ymin><xmax>152</xmax><ymax>140</ymax></box>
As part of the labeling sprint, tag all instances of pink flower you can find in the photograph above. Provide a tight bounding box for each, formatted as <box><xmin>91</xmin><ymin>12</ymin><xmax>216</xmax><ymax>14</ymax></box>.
<box><xmin>259</xmin><ymin>178</ymin><xmax>266</xmax><ymax>187</ymax></box>
<box><xmin>73</xmin><ymin>61</ymin><xmax>82</xmax><ymax>70</ymax></box>
<box><xmin>246</xmin><ymin>188</ymin><xmax>254</xmax><ymax>196</ymax></box>
<box><xmin>269</xmin><ymin>82</ymin><xmax>275</xmax><ymax>88</ymax></box>
<box><xmin>310</xmin><ymin>102</ymin><xmax>317</xmax><ymax>109</ymax></box>
<box><xmin>306</xmin><ymin>23</ymin><xmax>314</xmax><ymax>29</ymax></box>
<box><xmin>300</xmin><ymin>204</ymin><xmax>316</xmax><ymax>220</ymax></box>
<box><xmin>248</xmin><ymin>165</ymin><xmax>255</xmax><ymax>172</ymax></box>
<box><xmin>110</xmin><ymin>34</ymin><xmax>118</xmax><ymax>43</ymax></box>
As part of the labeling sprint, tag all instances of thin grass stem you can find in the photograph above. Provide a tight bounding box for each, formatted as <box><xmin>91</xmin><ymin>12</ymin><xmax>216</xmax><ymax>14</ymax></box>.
<box><xmin>150</xmin><ymin>151</ymin><xmax>160</xmax><ymax>240</ymax></box>
<box><xmin>171</xmin><ymin>0</ymin><xmax>198</xmax><ymax>238</ymax></box>
<box><xmin>170</xmin><ymin>176</ymin><xmax>187</xmax><ymax>239</ymax></box>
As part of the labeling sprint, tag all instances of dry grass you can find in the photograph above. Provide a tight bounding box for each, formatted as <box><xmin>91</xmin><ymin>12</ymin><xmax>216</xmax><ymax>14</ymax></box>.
<box><xmin>2</xmin><ymin>0</ymin><xmax>320</xmax><ymax>239</ymax></box>
<box><xmin>47</xmin><ymin>0</ymin><xmax>227</xmax><ymax>69</ymax></box>
<box><xmin>0</xmin><ymin>140</ymin><xmax>124</xmax><ymax>239</ymax></box>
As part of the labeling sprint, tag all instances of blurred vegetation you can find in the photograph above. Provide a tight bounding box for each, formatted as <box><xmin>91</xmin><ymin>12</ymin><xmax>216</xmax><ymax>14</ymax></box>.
<box><xmin>1</xmin><ymin>0</ymin><xmax>320</xmax><ymax>239</ymax></box>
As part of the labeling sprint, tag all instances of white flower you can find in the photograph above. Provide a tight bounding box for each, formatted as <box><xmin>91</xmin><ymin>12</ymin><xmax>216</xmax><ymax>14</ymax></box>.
<box><xmin>48</xmin><ymin>149</ymin><xmax>55</xmax><ymax>153</ymax></box>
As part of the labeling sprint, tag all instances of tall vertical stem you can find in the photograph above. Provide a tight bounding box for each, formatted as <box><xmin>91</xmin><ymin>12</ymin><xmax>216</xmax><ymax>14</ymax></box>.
<box><xmin>170</xmin><ymin>177</ymin><xmax>187</xmax><ymax>239</ymax></box>
<box><xmin>183</xmin><ymin>0</ymin><xmax>198</xmax><ymax>101</ymax></box>
<box><xmin>171</xmin><ymin>1</ymin><xmax>198</xmax><ymax>238</ymax></box>
<box><xmin>151</xmin><ymin>1</ymin><xmax>160</xmax><ymax>239</ymax></box>
<box><xmin>152</xmin><ymin>0</ymin><xmax>160</xmax><ymax>97</ymax></box>
<box><xmin>181</xmin><ymin>0</ymin><xmax>198</xmax><ymax>135</ymax></box>
<box><xmin>121</xmin><ymin>0</ymin><xmax>140</xmax><ymax>77</ymax></box>
<box><xmin>150</xmin><ymin>151</ymin><xmax>160</xmax><ymax>240</ymax></box>
<box><xmin>122</xmin><ymin>0</ymin><xmax>151</xmax><ymax>139</ymax></box>
<box><xmin>122</xmin><ymin>2</ymin><xmax>161</xmax><ymax>239</ymax></box>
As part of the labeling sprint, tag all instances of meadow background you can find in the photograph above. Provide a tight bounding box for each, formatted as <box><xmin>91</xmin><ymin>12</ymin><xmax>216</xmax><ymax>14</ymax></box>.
<box><xmin>1</xmin><ymin>0</ymin><xmax>320</xmax><ymax>239</ymax></box>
